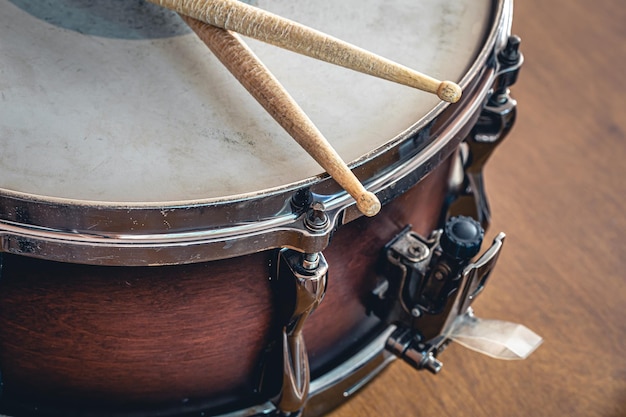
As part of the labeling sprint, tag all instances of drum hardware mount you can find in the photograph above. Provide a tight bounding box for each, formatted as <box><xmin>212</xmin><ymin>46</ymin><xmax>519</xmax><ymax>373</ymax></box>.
<box><xmin>0</xmin><ymin>33</ymin><xmax>505</xmax><ymax>268</ymax></box>
<box><xmin>370</xmin><ymin>216</ymin><xmax>506</xmax><ymax>373</ymax></box>
<box><xmin>448</xmin><ymin>35</ymin><xmax>523</xmax><ymax>230</ymax></box>
<box><xmin>303</xmin><ymin>202</ymin><xmax>330</xmax><ymax>233</ymax></box>
<box><xmin>259</xmin><ymin>248</ymin><xmax>328</xmax><ymax>416</ymax></box>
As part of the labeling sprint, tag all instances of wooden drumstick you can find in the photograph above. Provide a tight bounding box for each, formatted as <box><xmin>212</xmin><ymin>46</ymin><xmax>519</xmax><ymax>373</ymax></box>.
<box><xmin>182</xmin><ymin>16</ymin><xmax>381</xmax><ymax>217</ymax></box>
<box><xmin>149</xmin><ymin>0</ymin><xmax>462</xmax><ymax>103</ymax></box>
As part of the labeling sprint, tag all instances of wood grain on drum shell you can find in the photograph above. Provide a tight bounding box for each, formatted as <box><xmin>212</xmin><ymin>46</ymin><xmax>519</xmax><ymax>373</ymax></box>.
<box><xmin>0</xmin><ymin>252</ymin><xmax>274</xmax><ymax>408</ymax></box>
<box><xmin>0</xmin><ymin>160</ymin><xmax>451</xmax><ymax>411</ymax></box>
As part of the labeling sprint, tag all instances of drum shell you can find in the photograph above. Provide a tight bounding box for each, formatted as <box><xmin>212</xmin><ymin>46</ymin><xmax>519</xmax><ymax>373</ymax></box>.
<box><xmin>0</xmin><ymin>0</ymin><xmax>515</xmax><ymax>413</ymax></box>
<box><xmin>0</xmin><ymin>156</ymin><xmax>453</xmax><ymax>415</ymax></box>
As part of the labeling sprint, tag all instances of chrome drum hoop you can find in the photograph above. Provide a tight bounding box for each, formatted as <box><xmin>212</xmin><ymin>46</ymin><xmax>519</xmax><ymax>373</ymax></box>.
<box><xmin>0</xmin><ymin>0</ymin><xmax>513</xmax><ymax>266</ymax></box>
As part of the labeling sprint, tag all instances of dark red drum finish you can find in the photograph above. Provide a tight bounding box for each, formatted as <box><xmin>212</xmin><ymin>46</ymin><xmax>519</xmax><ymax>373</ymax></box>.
<box><xmin>0</xmin><ymin>158</ymin><xmax>452</xmax><ymax>414</ymax></box>
<box><xmin>305</xmin><ymin>158</ymin><xmax>454</xmax><ymax>365</ymax></box>
<box><xmin>0</xmin><ymin>252</ymin><xmax>273</xmax><ymax>409</ymax></box>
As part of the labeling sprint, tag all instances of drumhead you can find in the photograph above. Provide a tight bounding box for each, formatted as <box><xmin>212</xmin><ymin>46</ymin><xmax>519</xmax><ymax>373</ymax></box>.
<box><xmin>0</xmin><ymin>0</ymin><xmax>491</xmax><ymax>204</ymax></box>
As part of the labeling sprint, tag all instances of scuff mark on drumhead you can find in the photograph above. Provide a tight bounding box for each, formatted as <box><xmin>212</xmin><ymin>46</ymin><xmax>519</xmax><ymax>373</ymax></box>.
<box><xmin>7</xmin><ymin>0</ymin><xmax>191</xmax><ymax>39</ymax></box>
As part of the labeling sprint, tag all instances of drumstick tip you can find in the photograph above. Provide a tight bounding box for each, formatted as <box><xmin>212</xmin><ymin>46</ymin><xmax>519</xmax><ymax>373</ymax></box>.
<box><xmin>437</xmin><ymin>81</ymin><xmax>462</xmax><ymax>103</ymax></box>
<box><xmin>357</xmin><ymin>191</ymin><xmax>381</xmax><ymax>217</ymax></box>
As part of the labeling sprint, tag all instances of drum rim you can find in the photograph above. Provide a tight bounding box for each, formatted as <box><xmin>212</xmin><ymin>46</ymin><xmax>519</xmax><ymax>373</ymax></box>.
<box><xmin>0</xmin><ymin>0</ymin><xmax>512</xmax><ymax>265</ymax></box>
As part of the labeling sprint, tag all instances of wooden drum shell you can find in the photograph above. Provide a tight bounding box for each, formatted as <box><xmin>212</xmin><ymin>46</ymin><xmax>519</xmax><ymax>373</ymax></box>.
<box><xmin>0</xmin><ymin>0</ymin><xmax>513</xmax><ymax>414</ymax></box>
<box><xmin>0</xmin><ymin>157</ymin><xmax>452</xmax><ymax>415</ymax></box>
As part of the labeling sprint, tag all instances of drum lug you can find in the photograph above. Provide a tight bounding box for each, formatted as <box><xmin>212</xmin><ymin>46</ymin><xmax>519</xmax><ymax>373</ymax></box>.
<box><xmin>448</xmin><ymin>35</ymin><xmax>523</xmax><ymax>230</ymax></box>
<box><xmin>372</xmin><ymin>217</ymin><xmax>521</xmax><ymax>371</ymax></box>
<box><xmin>493</xmin><ymin>35</ymin><xmax>523</xmax><ymax>101</ymax></box>
<box><xmin>268</xmin><ymin>249</ymin><xmax>328</xmax><ymax>415</ymax></box>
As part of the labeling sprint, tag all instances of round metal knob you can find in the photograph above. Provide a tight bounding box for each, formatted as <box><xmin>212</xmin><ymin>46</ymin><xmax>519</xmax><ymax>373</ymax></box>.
<box><xmin>440</xmin><ymin>216</ymin><xmax>484</xmax><ymax>260</ymax></box>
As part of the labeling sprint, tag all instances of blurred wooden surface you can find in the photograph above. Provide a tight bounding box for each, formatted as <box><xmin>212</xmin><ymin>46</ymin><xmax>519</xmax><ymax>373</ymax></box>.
<box><xmin>329</xmin><ymin>0</ymin><xmax>626</xmax><ymax>416</ymax></box>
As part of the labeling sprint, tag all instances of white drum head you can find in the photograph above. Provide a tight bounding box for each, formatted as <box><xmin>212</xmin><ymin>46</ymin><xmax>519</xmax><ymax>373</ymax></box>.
<box><xmin>0</xmin><ymin>0</ymin><xmax>491</xmax><ymax>204</ymax></box>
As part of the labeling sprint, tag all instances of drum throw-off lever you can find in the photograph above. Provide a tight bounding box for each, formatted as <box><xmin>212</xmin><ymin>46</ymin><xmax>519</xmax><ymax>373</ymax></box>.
<box><xmin>371</xmin><ymin>216</ymin><xmax>541</xmax><ymax>373</ymax></box>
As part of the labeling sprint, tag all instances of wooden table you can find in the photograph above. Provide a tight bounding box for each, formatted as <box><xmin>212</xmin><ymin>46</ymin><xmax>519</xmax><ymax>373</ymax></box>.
<box><xmin>330</xmin><ymin>0</ymin><xmax>626</xmax><ymax>416</ymax></box>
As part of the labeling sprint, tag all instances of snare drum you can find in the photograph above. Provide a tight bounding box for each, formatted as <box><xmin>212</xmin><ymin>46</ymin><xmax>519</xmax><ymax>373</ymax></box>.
<box><xmin>0</xmin><ymin>0</ymin><xmax>515</xmax><ymax>415</ymax></box>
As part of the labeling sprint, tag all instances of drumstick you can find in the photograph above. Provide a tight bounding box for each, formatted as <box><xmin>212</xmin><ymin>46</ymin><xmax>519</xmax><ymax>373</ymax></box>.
<box><xmin>182</xmin><ymin>16</ymin><xmax>381</xmax><ymax>217</ymax></box>
<box><xmin>148</xmin><ymin>0</ymin><xmax>462</xmax><ymax>103</ymax></box>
